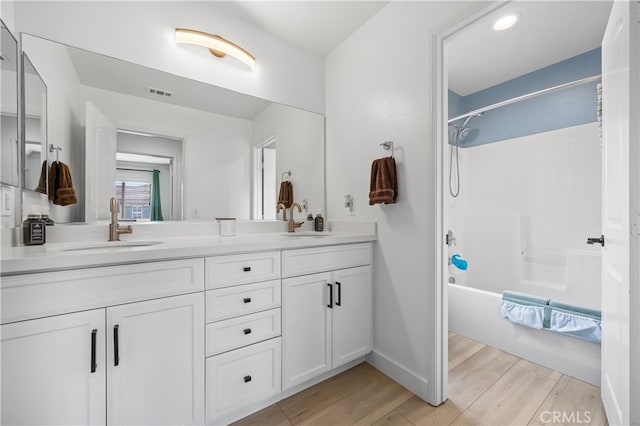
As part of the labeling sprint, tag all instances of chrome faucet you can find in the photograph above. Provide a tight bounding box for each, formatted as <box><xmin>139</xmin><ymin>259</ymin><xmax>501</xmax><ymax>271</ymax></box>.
<box><xmin>288</xmin><ymin>202</ymin><xmax>304</xmax><ymax>233</ymax></box>
<box><xmin>277</xmin><ymin>203</ymin><xmax>288</xmax><ymax>221</ymax></box>
<box><xmin>109</xmin><ymin>197</ymin><xmax>132</xmax><ymax>241</ymax></box>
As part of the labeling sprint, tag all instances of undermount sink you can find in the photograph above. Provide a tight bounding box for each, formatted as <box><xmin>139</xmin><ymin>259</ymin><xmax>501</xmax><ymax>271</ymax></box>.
<box><xmin>57</xmin><ymin>241</ymin><xmax>164</xmax><ymax>251</ymax></box>
<box><xmin>281</xmin><ymin>232</ymin><xmax>332</xmax><ymax>237</ymax></box>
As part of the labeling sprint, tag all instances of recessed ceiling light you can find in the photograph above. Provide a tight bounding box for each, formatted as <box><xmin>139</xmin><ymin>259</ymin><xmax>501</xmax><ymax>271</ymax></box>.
<box><xmin>493</xmin><ymin>14</ymin><xmax>520</xmax><ymax>31</ymax></box>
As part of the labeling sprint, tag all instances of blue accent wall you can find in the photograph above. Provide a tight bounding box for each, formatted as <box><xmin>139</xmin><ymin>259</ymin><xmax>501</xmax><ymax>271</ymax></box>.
<box><xmin>448</xmin><ymin>48</ymin><xmax>601</xmax><ymax>147</ymax></box>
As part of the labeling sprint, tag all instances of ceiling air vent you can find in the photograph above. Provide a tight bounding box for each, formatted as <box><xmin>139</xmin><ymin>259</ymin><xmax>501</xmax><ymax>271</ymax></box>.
<box><xmin>147</xmin><ymin>87</ymin><xmax>173</xmax><ymax>98</ymax></box>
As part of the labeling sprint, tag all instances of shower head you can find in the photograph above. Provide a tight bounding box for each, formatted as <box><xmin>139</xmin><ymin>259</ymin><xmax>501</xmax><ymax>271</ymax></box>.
<box><xmin>461</xmin><ymin>112</ymin><xmax>484</xmax><ymax>127</ymax></box>
<box><xmin>458</xmin><ymin>127</ymin><xmax>471</xmax><ymax>139</ymax></box>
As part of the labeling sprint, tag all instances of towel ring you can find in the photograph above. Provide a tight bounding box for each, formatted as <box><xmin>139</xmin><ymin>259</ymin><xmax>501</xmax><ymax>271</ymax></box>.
<box><xmin>281</xmin><ymin>170</ymin><xmax>291</xmax><ymax>181</ymax></box>
<box><xmin>380</xmin><ymin>141</ymin><xmax>394</xmax><ymax>157</ymax></box>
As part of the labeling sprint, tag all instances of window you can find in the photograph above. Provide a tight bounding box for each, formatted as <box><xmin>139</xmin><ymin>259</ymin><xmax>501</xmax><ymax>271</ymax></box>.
<box><xmin>115</xmin><ymin>181</ymin><xmax>151</xmax><ymax>221</ymax></box>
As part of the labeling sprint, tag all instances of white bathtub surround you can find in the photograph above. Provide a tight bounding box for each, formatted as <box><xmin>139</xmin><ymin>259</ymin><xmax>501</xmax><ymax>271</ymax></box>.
<box><xmin>448</xmin><ymin>123</ymin><xmax>602</xmax><ymax>306</ymax></box>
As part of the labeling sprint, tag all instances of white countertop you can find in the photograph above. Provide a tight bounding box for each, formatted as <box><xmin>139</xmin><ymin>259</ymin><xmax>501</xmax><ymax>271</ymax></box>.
<box><xmin>1</xmin><ymin>230</ymin><xmax>376</xmax><ymax>276</ymax></box>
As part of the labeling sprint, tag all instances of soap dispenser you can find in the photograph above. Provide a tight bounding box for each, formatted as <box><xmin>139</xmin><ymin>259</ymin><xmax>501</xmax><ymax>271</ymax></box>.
<box><xmin>314</xmin><ymin>209</ymin><xmax>324</xmax><ymax>232</ymax></box>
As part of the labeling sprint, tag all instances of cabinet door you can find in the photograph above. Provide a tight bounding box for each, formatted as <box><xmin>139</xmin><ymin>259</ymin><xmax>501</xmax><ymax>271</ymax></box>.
<box><xmin>282</xmin><ymin>272</ymin><xmax>332</xmax><ymax>390</ymax></box>
<box><xmin>1</xmin><ymin>309</ymin><xmax>106</xmax><ymax>425</ymax></box>
<box><xmin>107</xmin><ymin>293</ymin><xmax>204</xmax><ymax>425</ymax></box>
<box><xmin>332</xmin><ymin>266</ymin><xmax>372</xmax><ymax>367</ymax></box>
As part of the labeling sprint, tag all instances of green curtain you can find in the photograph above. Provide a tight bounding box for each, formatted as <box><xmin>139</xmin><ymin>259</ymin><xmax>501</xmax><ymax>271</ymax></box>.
<box><xmin>150</xmin><ymin>169</ymin><xmax>163</xmax><ymax>221</ymax></box>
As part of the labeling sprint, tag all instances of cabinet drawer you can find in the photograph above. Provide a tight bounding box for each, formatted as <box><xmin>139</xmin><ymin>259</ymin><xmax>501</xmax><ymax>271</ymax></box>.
<box><xmin>206</xmin><ymin>280</ymin><xmax>281</xmax><ymax>323</ymax></box>
<box><xmin>206</xmin><ymin>308</ymin><xmax>281</xmax><ymax>356</ymax></box>
<box><xmin>206</xmin><ymin>251</ymin><xmax>280</xmax><ymax>289</ymax></box>
<box><xmin>1</xmin><ymin>258</ymin><xmax>205</xmax><ymax>324</ymax></box>
<box><xmin>206</xmin><ymin>338</ymin><xmax>281</xmax><ymax>424</ymax></box>
<box><xmin>282</xmin><ymin>243</ymin><xmax>372</xmax><ymax>278</ymax></box>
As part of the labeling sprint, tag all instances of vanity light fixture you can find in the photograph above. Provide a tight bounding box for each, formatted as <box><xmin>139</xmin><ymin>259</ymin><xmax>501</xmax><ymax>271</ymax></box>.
<box><xmin>493</xmin><ymin>13</ymin><xmax>520</xmax><ymax>31</ymax></box>
<box><xmin>175</xmin><ymin>28</ymin><xmax>256</xmax><ymax>70</ymax></box>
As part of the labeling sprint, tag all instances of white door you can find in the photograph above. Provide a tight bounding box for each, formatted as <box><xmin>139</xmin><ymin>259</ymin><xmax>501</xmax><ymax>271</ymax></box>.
<box><xmin>600</xmin><ymin>2</ymin><xmax>638</xmax><ymax>425</ymax></box>
<box><xmin>282</xmin><ymin>272</ymin><xmax>332</xmax><ymax>389</ymax></box>
<box><xmin>85</xmin><ymin>101</ymin><xmax>116</xmax><ymax>221</ymax></box>
<box><xmin>332</xmin><ymin>266</ymin><xmax>372</xmax><ymax>367</ymax></box>
<box><xmin>1</xmin><ymin>309</ymin><xmax>106</xmax><ymax>425</ymax></box>
<box><xmin>107</xmin><ymin>293</ymin><xmax>205</xmax><ymax>425</ymax></box>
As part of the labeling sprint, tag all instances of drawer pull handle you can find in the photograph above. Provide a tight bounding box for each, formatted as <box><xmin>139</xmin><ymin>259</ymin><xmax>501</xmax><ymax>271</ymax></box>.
<box><xmin>328</xmin><ymin>283</ymin><xmax>333</xmax><ymax>308</ymax></box>
<box><xmin>243</xmin><ymin>328</ymin><xmax>252</xmax><ymax>335</ymax></box>
<box><xmin>243</xmin><ymin>297</ymin><xmax>251</xmax><ymax>303</ymax></box>
<box><xmin>336</xmin><ymin>281</ymin><xmax>342</xmax><ymax>306</ymax></box>
<box><xmin>244</xmin><ymin>375</ymin><xmax>252</xmax><ymax>383</ymax></box>
<box><xmin>91</xmin><ymin>329</ymin><xmax>97</xmax><ymax>373</ymax></box>
<box><xmin>243</xmin><ymin>266</ymin><xmax>251</xmax><ymax>272</ymax></box>
<box><xmin>113</xmin><ymin>325</ymin><xmax>120</xmax><ymax>367</ymax></box>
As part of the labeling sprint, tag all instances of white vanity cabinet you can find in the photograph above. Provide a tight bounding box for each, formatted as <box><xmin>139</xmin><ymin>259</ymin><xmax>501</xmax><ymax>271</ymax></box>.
<box><xmin>0</xmin><ymin>259</ymin><xmax>205</xmax><ymax>426</ymax></box>
<box><xmin>1</xmin><ymin>309</ymin><xmax>106</xmax><ymax>425</ymax></box>
<box><xmin>281</xmin><ymin>243</ymin><xmax>372</xmax><ymax>390</ymax></box>
<box><xmin>204</xmin><ymin>252</ymin><xmax>283</xmax><ymax>425</ymax></box>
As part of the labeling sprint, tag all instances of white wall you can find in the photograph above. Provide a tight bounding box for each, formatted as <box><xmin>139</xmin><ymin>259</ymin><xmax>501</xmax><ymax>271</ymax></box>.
<box><xmin>1</xmin><ymin>0</ymin><xmax>15</xmax><ymax>33</ymax></box>
<box><xmin>448</xmin><ymin>123</ymin><xmax>602</xmax><ymax>310</ymax></box>
<box><xmin>252</xmin><ymin>103</ymin><xmax>324</xmax><ymax>221</ymax></box>
<box><xmin>13</xmin><ymin>1</ymin><xmax>325</xmax><ymax>114</ymax></box>
<box><xmin>83</xmin><ymin>86</ymin><xmax>252</xmax><ymax>220</ymax></box>
<box><xmin>325</xmin><ymin>1</ymin><xmax>476</xmax><ymax>403</ymax></box>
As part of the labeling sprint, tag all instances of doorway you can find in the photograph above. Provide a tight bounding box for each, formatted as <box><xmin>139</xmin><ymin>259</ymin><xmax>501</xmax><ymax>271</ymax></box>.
<box><xmin>434</xmin><ymin>0</ymin><xmax>613</xmax><ymax>409</ymax></box>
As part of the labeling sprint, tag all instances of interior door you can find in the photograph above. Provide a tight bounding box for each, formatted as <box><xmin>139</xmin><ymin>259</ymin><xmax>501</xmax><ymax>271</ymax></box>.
<box><xmin>600</xmin><ymin>2</ymin><xmax>638</xmax><ymax>424</ymax></box>
<box><xmin>85</xmin><ymin>101</ymin><xmax>116</xmax><ymax>221</ymax></box>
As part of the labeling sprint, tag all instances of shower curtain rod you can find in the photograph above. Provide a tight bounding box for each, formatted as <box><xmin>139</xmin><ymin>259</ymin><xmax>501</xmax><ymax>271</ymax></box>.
<box><xmin>448</xmin><ymin>74</ymin><xmax>602</xmax><ymax>124</ymax></box>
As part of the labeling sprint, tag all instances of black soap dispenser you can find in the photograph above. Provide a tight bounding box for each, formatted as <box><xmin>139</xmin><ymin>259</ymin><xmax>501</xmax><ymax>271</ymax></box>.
<box><xmin>314</xmin><ymin>209</ymin><xmax>324</xmax><ymax>232</ymax></box>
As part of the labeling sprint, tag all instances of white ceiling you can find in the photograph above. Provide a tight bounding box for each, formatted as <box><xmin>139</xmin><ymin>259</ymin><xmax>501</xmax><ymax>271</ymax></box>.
<box><xmin>447</xmin><ymin>1</ymin><xmax>613</xmax><ymax>96</ymax></box>
<box><xmin>210</xmin><ymin>1</ymin><xmax>389</xmax><ymax>56</ymax></box>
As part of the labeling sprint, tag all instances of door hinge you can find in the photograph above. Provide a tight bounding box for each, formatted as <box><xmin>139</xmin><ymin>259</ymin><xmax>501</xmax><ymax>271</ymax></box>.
<box><xmin>632</xmin><ymin>212</ymin><xmax>640</xmax><ymax>236</ymax></box>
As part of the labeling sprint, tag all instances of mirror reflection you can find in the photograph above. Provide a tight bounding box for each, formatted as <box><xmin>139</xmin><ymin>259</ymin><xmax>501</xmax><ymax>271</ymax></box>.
<box><xmin>1</xmin><ymin>20</ymin><xmax>19</xmax><ymax>187</ymax></box>
<box><xmin>21</xmin><ymin>34</ymin><xmax>325</xmax><ymax>224</ymax></box>
<box><xmin>22</xmin><ymin>53</ymin><xmax>47</xmax><ymax>193</ymax></box>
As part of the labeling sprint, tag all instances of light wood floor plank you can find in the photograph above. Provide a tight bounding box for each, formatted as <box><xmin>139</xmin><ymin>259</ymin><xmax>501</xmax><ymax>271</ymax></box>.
<box><xmin>448</xmin><ymin>333</ymin><xmax>485</xmax><ymax>370</ymax></box>
<box><xmin>450</xmin><ymin>359</ymin><xmax>562</xmax><ymax>426</ymax></box>
<box><xmin>297</xmin><ymin>371</ymin><xmax>413</xmax><ymax>425</ymax></box>
<box><xmin>371</xmin><ymin>410</ymin><xmax>414</xmax><ymax>426</ymax></box>
<box><xmin>529</xmin><ymin>375</ymin><xmax>608</xmax><ymax>426</ymax></box>
<box><xmin>232</xmin><ymin>404</ymin><xmax>292</xmax><ymax>426</ymax></box>
<box><xmin>278</xmin><ymin>362</ymin><xmax>381</xmax><ymax>423</ymax></box>
<box><xmin>397</xmin><ymin>346</ymin><xmax>518</xmax><ymax>425</ymax></box>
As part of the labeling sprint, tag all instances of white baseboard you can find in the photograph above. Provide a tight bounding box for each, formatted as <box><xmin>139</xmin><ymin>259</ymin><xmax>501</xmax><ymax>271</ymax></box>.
<box><xmin>366</xmin><ymin>350</ymin><xmax>431</xmax><ymax>404</ymax></box>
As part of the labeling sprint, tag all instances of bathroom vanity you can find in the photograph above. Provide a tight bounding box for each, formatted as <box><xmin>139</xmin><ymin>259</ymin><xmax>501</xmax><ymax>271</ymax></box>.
<box><xmin>0</xmin><ymin>229</ymin><xmax>374</xmax><ymax>425</ymax></box>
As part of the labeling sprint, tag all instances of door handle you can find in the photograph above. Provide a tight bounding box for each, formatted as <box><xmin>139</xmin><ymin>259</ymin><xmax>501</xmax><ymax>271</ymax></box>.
<box><xmin>586</xmin><ymin>235</ymin><xmax>605</xmax><ymax>247</ymax></box>
<box><xmin>113</xmin><ymin>325</ymin><xmax>120</xmax><ymax>367</ymax></box>
<box><xmin>327</xmin><ymin>283</ymin><xmax>333</xmax><ymax>308</ymax></box>
<box><xmin>90</xmin><ymin>329</ymin><xmax>97</xmax><ymax>373</ymax></box>
<box><xmin>335</xmin><ymin>281</ymin><xmax>342</xmax><ymax>306</ymax></box>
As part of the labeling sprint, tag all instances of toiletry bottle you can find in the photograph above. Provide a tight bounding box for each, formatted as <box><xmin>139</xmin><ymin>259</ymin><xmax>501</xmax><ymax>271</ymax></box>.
<box><xmin>314</xmin><ymin>209</ymin><xmax>324</xmax><ymax>232</ymax></box>
<box><xmin>23</xmin><ymin>214</ymin><xmax>46</xmax><ymax>245</ymax></box>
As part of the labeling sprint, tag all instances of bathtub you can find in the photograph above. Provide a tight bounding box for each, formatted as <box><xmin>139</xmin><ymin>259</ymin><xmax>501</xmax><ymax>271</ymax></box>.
<box><xmin>448</xmin><ymin>283</ymin><xmax>601</xmax><ymax>386</ymax></box>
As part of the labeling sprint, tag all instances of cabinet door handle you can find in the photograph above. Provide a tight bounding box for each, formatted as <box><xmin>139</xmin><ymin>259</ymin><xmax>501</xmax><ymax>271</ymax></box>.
<box><xmin>335</xmin><ymin>281</ymin><xmax>342</xmax><ymax>307</ymax></box>
<box><xmin>243</xmin><ymin>328</ymin><xmax>252</xmax><ymax>335</ymax></box>
<box><xmin>113</xmin><ymin>325</ymin><xmax>120</xmax><ymax>367</ymax></box>
<box><xmin>243</xmin><ymin>266</ymin><xmax>251</xmax><ymax>272</ymax></box>
<box><xmin>244</xmin><ymin>375</ymin><xmax>252</xmax><ymax>383</ymax></box>
<box><xmin>328</xmin><ymin>283</ymin><xmax>333</xmax><ymax>308</ymax></box>
<box><xmin>90</xmin><ymin>329</ymin><xmax>97</xmax><ymax>373</ymax></box>
<box><xmin>243</xmin><ymin>297</ymin><xmax>251</xmax><ymax>303</ymax></box>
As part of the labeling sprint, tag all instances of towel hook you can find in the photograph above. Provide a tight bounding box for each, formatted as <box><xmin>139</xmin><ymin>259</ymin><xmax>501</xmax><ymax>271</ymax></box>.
<box><xmin>281</xmin><ymin>170</ymin><xmax>291</xmax><ymax>181</ymax></box>
<box><xmin>380</xmin><ymin>141</ymin><xmax>394</xmax><ymax>157</ymax></box>
<box><xmin>49</xmin><ymin>144</ymin><xmax>62</xmax><ymax>162</ymax></box>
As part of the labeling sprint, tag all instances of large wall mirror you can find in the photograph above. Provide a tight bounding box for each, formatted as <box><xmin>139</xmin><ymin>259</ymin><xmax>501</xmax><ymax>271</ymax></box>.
<box><xmin>21</xmin><ymin>33</ymin><xmax>325</xmax><ymax>225</ymax></box>
<box><xmin>1</xmin><ymin>20</ymin><xmax>19</xmax><ymax>188</ymax></box>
